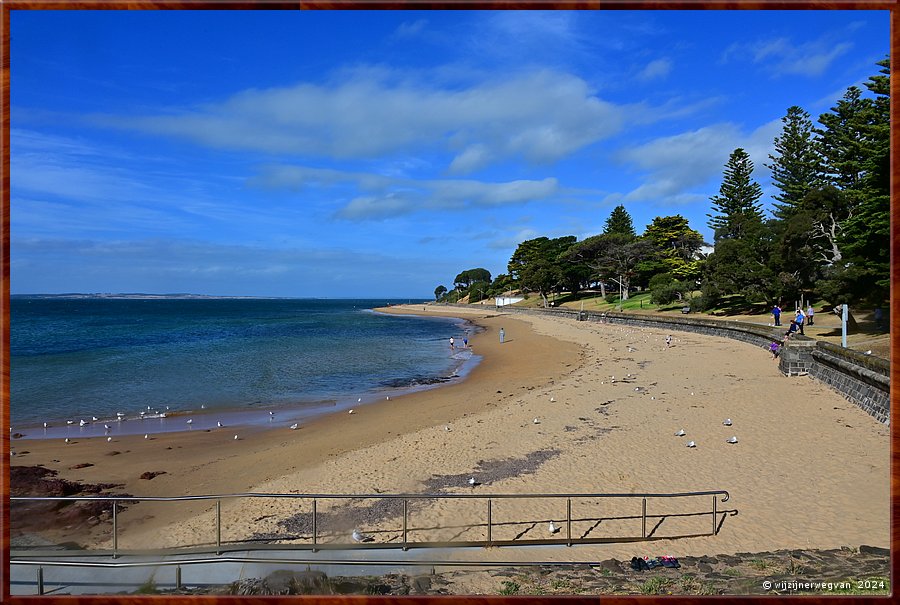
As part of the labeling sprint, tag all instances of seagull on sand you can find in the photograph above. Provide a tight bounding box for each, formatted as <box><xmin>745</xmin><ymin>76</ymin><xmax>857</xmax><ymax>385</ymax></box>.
<box><xmin>686</xmin><ymin>440</ymin><xmax>696</xmax><ymax>448</ymax></box>
<box><xmin>92</xmin><ymin>416</ymin><xmax>98</xmax><ymax>421</ymax></box>
<box><xmin>723</xmin><ymin>419</ymin><xmax>733</xmax><ymax>426</ymax></box>
<box><xmin>66</xmin><ymin>420</ymin><xmax>74</xmax><ymax>425</ymax></box>
<box><xmin>550</xmin><ymin>397</ymin><xmax>556</xmax><ymax>402</ymax></box>
<box><xmin>674</xmin><ymin>429</ymin><xmax>686</xmax><ymax>437</ymax></box>
<box><xmin>352</xmin><ymin>529</ymin><xmax>374</xmax><ymax>543</ymax></box>
<box><xmin>468</xmin><ymin>477</ymin><xmax>477</xmax><ymax>487</ymax></box>
<box><xmin>348</xmin><ymin>409</ymin><xmax>355</xmax><ymax>414</ymax></box>
<box><xmin>144</xmin><ymin>434</ymin><xmax>149</xmax><ymax>439</ymax></box>
<box><xmin>269</xmin><ymin>411</ymin><xmax>274</xmax><ymax>416</ymax></box>
<box><xmin>234</xmin><ymin>435</ymin><xmax>239</xmax><ymax>440</ymax></box>
<box><xmin>726</xmin><ymin>436</ymin><xmax>738</xmax><ymax>444</ymax></box>
<box><xmin>533</xmin><ymin>418</ymin><xmax>540</xmax><ymax>424</ymax></box>
<box><xmin>358</xmin><ymin>398</ymin><xmax>362</xmax><ymax>402</ymax></box>
<box><xmin>386</xmin><ymin>396</ymin><xmax>391</xmax><ymax>400</ymax></box>
<box><xmin>64</xmin><ymin>438</ymin><xmax>70</xmax><ymax>444</ymax></box>
<box><xmin>107</xmin><ymin>436</ymin><xmax>112</xmax><ymax>442</ymax></box>
<box><xmin>217</xmin><ymin>421</ymin><xmax>223</xmax><ymax>428</ymax></box>
<box><xmin>444</xmin><ymin>425</ymin><xmax>451</xmax><ymax>432</ymax></box>
<box><xmin>290</xmin><ymin>423</ymin><xmax>299</xmax><ymax>430</ymax></box>
<box><xmin>43</xmin><ymin>422</ymin><xmax>48</xmax><ymax>428</ymax></box>
<box><xmin>548</xmin><ymin>521</ymin><xmax>561</xmax><ymax>534</ymax></box>
<box><xmin>186</xmin><ymin>419</ymin><xmax>193</xmax><ymax>425</ymax></box>
<box><xmin>104</xmin><ymin>424</ymin><xmax>110</xmax><ymax>431</ymax></box>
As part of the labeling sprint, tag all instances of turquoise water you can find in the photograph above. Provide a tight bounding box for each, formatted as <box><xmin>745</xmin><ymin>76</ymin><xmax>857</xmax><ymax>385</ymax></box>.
<box><xmin>10</xmin><ymin>298</ymin><xmax>478</xmax><ymax>438</ymax></box>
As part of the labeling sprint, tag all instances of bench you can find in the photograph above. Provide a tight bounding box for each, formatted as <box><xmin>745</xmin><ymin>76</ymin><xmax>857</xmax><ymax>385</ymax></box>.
<box><xmin>681</xmin><ymin>306</ymin><xmax>691</xmax><ymax>314</ymax></box>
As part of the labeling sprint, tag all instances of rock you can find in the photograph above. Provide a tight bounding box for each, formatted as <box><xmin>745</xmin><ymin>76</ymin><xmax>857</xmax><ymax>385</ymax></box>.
<box><xmin>105</xmin><ymin>451</ymin><xmax>121</xmax><ymax>456</ymax></box>
<box><xmin>139</xmin><ymin>471</ymin><xmax>166</xmax><ymax>480</ymax></box>
<box><xmin>69</xmin><ymin>463</ymin><xmax>94</xmax><ymax>470</ymax></box>
<box><xmin>12</xmin><ymin>432</ymin><xmax>24</xmax><ymax>439</ymax></box>
<box><xmin>859</xmin><ymin>545</ymin><xmax>889</xmax><ymax>557</ymax></box>
<box><xmin>596</xmin><ymin>559</ymin><xmax>622</xmax><ymax>574</ymax></box>
<box><xmin>697</xmin><ymin>563</ymin><xmax>713</xmax><ymax>573</ymax></box>
<box><xmin>412</xmin><ymin>575</ymin><xmax>433</xmax><ymax>594</ymax></box>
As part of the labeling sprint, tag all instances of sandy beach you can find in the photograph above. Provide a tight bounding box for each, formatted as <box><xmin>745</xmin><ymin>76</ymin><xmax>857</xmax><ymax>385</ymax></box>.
<box><xmin>11</xmin><ymin>304</ymin><xmax>889</xmax><ymax>566</ymax></box>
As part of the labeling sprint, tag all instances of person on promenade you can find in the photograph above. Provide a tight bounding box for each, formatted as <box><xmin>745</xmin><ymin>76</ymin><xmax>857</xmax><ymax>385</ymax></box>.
<box><xmin>806</xmin><ymin>304</ymin><xmax>814</xmax><ymax>326</ymax></box>
<box><xmin>772</xmin><ymin>304</ymin><xmax>782</xmax><ymax>326</ymax></box>
<box><xmin>795</xmin><ymin>308</ymin><xmax>806</xmax><ymax>335</ymax></box>
<box><xmin>784</xmin><ymin>320</ymin><xmax>799</xmax><ymax>340</ymax></box>
<box><xmin>449</xmin><ymin>337</ymin><xmax>455</xmax><ymax>350</ymax></box>
<box><xmin>499</xmin><ymin>328</ymin><xmax>505</xmax><ymax>343</ymax></box>
<box><xmin>874</xmin><ymin>307</ymin><xmax>884</xmax><ymax>331</ymax></box>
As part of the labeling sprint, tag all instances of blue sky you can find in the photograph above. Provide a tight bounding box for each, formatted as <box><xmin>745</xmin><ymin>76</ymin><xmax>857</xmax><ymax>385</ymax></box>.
<box><xmin>10</xmin><ymin>10</ymin><xmax>889</xmax><ymax>298</ymax></box>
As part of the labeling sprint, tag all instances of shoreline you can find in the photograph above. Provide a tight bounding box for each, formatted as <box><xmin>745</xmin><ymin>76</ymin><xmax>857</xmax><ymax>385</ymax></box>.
<box><xmin>11</xmin><ymin>310</ymin><xmax>482</xmax><ymax>440</ymax></box>
<box><xmin>11</xmin><ymin>304</ymin><xmax>889</xmax><ymax>563</ymax></box>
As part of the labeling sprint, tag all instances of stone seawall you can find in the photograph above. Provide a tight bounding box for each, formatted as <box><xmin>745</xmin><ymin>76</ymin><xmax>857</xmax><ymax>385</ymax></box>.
<box><xmin>446</xmin><ymin>303</ymin><xmax>890</xmax><ymax>425</ymax></box>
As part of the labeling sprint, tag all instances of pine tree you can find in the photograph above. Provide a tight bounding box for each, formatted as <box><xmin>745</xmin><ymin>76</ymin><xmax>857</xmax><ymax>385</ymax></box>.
<box><xmin>603</xmin><ymin>205</ymin><xmax>636</xmax><ymax>237</ymax></box>
<box><xmin>707</xmin><ymin>148</ymin><xmax>764</xmax><ymax>242</ymax></box>
<box><xmin>816</xmin><ymin>86</ymin><xmax>874</xmax><ymax>194</ymax></box>
<box><xmin>765</xmin><ymin>106</ymin><xmax>823</xmax><ymax>220</ymax></box>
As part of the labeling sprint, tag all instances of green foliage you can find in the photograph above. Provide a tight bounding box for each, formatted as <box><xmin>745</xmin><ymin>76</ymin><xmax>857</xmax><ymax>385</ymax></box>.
<box><xmin>642</xmin><ymin>214</ymin><xmax>706</xmax><ymax>282</ymax></box>
<box><xmin>508</xmin><ymin>236</ymin><xmax>578</xmax><ymax>307</ymax></box>
<box><xmin>766</xmin><ymin>106</ymin><xmax>823</xmax><ymax>220</ymax></box>
<box><xmin>134</xmin><ymin>578</ymin><xmax>160</xmax><ymax>594</ymax></box>
<box><xmin>603</xmin><ymin>204</ymin><xmax>636</xmax><ymax>236</ymax></box>
<box><xmin>434</xmin><ymin>285</ymin><xmax>447</xmax><ymax>301</ymax></box>
<box><xmin>499</xmin><ymin>581</ymin><xmax>521</xmax><ymax>595</ymax></box>
<box><xmin>707</xmin><ymin>148</ymin><xmax>764</xmax><ymax>242</ymax></box>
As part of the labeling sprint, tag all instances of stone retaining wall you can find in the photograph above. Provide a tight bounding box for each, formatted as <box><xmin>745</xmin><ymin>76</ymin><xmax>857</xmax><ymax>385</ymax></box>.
<box><xmin>440</xmin><ymin>303</ymin><xmax>890</xmax><ymax>425</ymax></box>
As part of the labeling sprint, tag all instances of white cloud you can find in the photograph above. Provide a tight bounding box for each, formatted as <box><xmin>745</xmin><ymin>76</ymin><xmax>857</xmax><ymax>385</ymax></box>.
<box><xmin>252</xmin><ymin>164</ymin><xmax>562</xmax><ymax>220</ymax></box>
<box><xmin>394</xmin><ymin>19</ymin><xmax>427</xmax><ymax>38</ymax></box>
<box><xmin>614</xmin><ymin>119</ymin><xmax>781</xmax><ymax>205</ymax></box>
<box><xmin>90</xmin><ymin>68</ymin><xmax>623</xmax><ymax>174</ymax></box>
<box><xmin>637</xmin><ymin>58</ymin><xmax>672</xmax><ymax>81</ymax></box>
<box><xmin>723</xmin><ymin>35</ymin><xmax>853</xmax><ymax>77</ymax></box>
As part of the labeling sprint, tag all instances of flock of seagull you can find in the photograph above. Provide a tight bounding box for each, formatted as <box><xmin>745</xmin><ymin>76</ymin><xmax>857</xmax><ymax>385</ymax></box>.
<box><xmin>675</xmin><ymin>418</ymin><xmax>739</xmax><ymax>447</ymax></box>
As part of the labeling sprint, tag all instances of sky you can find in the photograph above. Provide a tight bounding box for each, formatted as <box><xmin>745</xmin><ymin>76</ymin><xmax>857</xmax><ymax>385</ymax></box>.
<box><xmin>9</xmin><ymin>9</ymin><xmax>890</xmax><ymax>298</ymax></box>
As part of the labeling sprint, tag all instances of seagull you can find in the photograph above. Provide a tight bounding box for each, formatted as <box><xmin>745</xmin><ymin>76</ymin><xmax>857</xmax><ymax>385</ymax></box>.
<box><xmin>690</xmin><ymin>392</ymin><xmax>694</xmax><ymax>396</ymax></box>
<box><xmin>865</xmin><ymin>350</ymin><xmax>872</xmax><ymax>355</ymax></box>
<box><xmin>144</xmin><ymin>434</ymin><xmax>149</xmax><ymax>439</ymax></box>
<box><xmin>269</xmin><ymin>411</ymin><xmax>274</xmax><ymax>416</ymax></box>
<box><xmin>107</xmin><ymin>436</ymin><xmax>112</xmax><ymax>442</ymax></box>
<box><xmin>686</xmin><ymin>440</ymin><xmax>696</xmax><ymax>448</ymax></box>
<box><xmin>352</xmin><ymin>529</ymin><xmax>374</xmax><ymax>543</ymax></box>
<box><xmin>147</xmin><ymin>406</ymin><xmax>151</xmax><ymax>410</ymax></box>
<box><xmin>533</xmin><ymin>418</ymin><xmax>540</xmax><ymax>424</ymax></box>
<box><xmin>186</xmin><ymin>419</ymin><xmax>193</xmax><ymax>425</ymax></box>
<box><xmin>386</xmin><ymin>396</ymin><xmax>390</xmax><ymax>400</ymax></box>
<box><xmin>726</xmin><ymin>436</ymin><xmax>738</xmax><ymax>444</ymax></box>
<box><xmin>444</xmin><ymin>425</ymin><xmax>451</xmax><ymax>432</ymax></box>
<box><xmin>289</xmin><ymin>423</ymin><xmax>299</xmax><ymax>430</ymax></box>
<box><xmin>201</xmin><ymin>405</ymin><xmax>205</xmax><ymax>409</ymax></box>
<box><xmin>43</xmin><ymin>422</ymin><xmax>48</xmax><ymax>428</ymax></box>
<box><xmin>104</xmin><ymin>424</ymin><xmax>111</xmax><ymax>431</ymax></box>
<box><xmin>92</xmin><ymin>416</ymin><xmax>98</xmax><ymax>421</ymax></box>
<box><xmin>550</xmin><ymin>397</ymin><xmax>556</xmax><ymax>402</ymax></box>
<box><xmin>66</xmin><ymin>420</ymin><xmax>74</xmax><ymax>425</ymax></box>
<box><xmin>634</xmin><ymin>387</ymin><xmax>640</xmax><ymax>391</ymax></box>
<box><xmin>723</xmin><ymin>419</ymin><xmax>733</xmax><ymax>426</ymax></box>
<box><xmin>674</xmin><ymin>429</ymin><xmax>686</xmax><ymax>437</ymax></box>
<box><xmin>548</xmin><ymin>521</ymin><xmax>561</xmax><ymax>534</ymax></box>
<box><xmin>468</xmin><ymin>477</ymin><xmax>477</xmax><ymax>487</ymax></box>
<box><xmin>217</xmin><ymin>421</ymin><xmax>223</xmax><ymax>428</ymax></box>
<box><xmin>348</xmin><ymin>409</ymin><xmax>355</xmax><ymax>414</ymax></box>
<box><xmin>64</xmin><ymin>438</ymin><xmax>70</xmax><ymax>444</ymax></box>
<box><xmin>358</xmin><ymin>398</ymin><xmax>362</xmax><ymax>402</ymax></box>
<box><xmin>159</xmin><ymin>413</ymin><xmax>167</xmax><ymax>418</ymax></box>
<box><xmin>234</xmin><ymin>435</ymin><xmax>239</xmax><ymax>440</ymax></box>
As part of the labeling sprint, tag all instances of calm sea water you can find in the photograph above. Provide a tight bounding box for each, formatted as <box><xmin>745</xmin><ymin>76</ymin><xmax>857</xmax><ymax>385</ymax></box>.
<box><xmin>10</xmin><ymin>298</ymin><xmax>478</xmax><ymax>438</ymax></box>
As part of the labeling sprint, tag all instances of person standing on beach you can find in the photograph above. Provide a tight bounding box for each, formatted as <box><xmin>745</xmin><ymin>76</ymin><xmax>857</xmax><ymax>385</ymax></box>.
<box><xmin>449</xmin><ymin>337</ymin><xmax>455</xmax><ymax>350</ymax></box>
<box><xmin>772</xmin><ymin>304</ymin><xmax>782</xmax><ymax>326</ymax></box>
<box><xmin>806</xmin><ymin>304</ymin><xmax>814</xmax><ymax>326</ymax></box>
<box><xmin>499</xmin><ymin>328</ymin><xmax>505</xmax><ymax>343</ymax></box>
<box><xmin>463</xmin><ymin>336</ymin><xmax>468</xmax><ymax>348</ymax></box>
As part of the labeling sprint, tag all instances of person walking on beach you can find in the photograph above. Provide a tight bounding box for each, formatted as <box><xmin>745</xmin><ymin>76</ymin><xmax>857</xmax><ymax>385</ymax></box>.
<box><xmin>772</xmin><ymin>304</ymin><xmax>782</xmax><ymax>326</ymax></box>
<box><xmin>806</xmin><ymin>304</ymin><xmax>814</xmax><ymax>326</ymax></box>
<box><xmin>449</xmin><ymin>337</ymin><xmax>455</xmax><ymax>350</ymax></box>
<box><xmin>499</xmin><ymin>328</ymin><xmax>505</xmax><ymax>343</ymax></box>
<box><xmin>795</xmin><ymin>308</ymin><xmax>806</xmax><ymax>335</ymax></box>
<box><xmin>463</xmin><ymin>336</ymin><xmax>468</xmax><ymax>348</ymax></box>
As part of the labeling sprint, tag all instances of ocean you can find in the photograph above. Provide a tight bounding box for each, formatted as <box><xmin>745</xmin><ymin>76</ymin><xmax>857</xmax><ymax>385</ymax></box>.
<box><xmin>10</xmin><ymin>298</ymin><xmax>479</xmax><ymax>438</ymax></box>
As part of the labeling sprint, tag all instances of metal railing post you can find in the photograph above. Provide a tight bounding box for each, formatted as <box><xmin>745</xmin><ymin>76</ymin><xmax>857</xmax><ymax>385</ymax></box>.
<box><xmin>566</xmin><ymin>498</ymin><xmax>572</xmax><ymax>547</ymax></box>
<box><xmin>487</xmin><ymin>499</ymin><xmax>492</xmax><ymax>545</ymax></box>
<box><xmin>37</xmin><ymin>566</ymin><xmax>44</xmax><ymax>595</ymax></box>
<box><xmin>712</xmin><ymin>495</ymin><xmax>717</xmax><ymax>535</ymax></box>
<box><xmin>175</xmin><ymin>565</ymin><xmax>182</xmax><ymax>590</ymax></box>
<box><xmin>402</xmin><ymin>500</ymin><xmax>408</xmax><ymax>551</ymax></box>
<box><xmin>215</xmin><ymin>499</ymin><xmax>222</xmax><ymax>555</ymax></box>
<box><xmin>641</xmin><ymin>498</ymin><xmax>647</xmax><ymax>538</ymax></box>
<box><xmin>112</xmin><ymin>502</ymin><xmax>118</xmax><ymax>558</ymax></box>
<box><xmin>312</xmin><ymin>499</ymin><xmax>318</xmax><ymax>552</ymax></box>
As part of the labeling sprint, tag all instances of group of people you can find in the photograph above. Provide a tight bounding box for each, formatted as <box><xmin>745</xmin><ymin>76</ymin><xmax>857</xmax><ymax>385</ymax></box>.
<box><xmin>770</xmin><ymin>303</ymin><xmax>815</xmax><ymax>360</ymax></box>
<box><xmin>450</xmin><ymin>328</ymin><xmax>506</xmax><ymax>350</ymax></box>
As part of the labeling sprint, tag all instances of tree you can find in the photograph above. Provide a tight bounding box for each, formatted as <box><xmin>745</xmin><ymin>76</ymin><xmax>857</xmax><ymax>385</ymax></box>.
<box><xmin>603</xmin><ymin>204</ymin><xmax>636</xmax><ymax>237</ymax></box>
<box><xmin>766</xmin><ymin>106</ymin><xmax>823</xmax><ymax>220</ymax></box>
<box><xmin>642</xmin><ymin>215</ymin><xmax>706</xmax><ymax>281</ymax></box>
<box><xmin>817</xmin><ymin>86</ymin><xmax>874</xmax><ymax>194</ymax></box>
<box><xmin>707</xmin><ymin>148</ymin><xmax>765</xmax><ymax>242</ymax></box>
<box><xmin>567</xmin><ymin>233</ymin><xmax>649</xmax><ymax>302</ymax></box>
<box><xmin>434</xmin><ymin>285</ymin><xmax>447</xmax><ymax>301</ymax></box>
<box><xmin>508</xmin><ymin>236</ymin><xmax>576</xmax><ymax>307</ymax></box>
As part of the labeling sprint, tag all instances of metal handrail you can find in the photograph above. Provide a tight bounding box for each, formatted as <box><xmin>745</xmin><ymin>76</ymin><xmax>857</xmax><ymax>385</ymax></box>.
<box><xmin>12</xmin><ymin>489</ymin><xmax>730</xmax><ymax>556</ymax></box>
